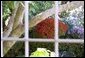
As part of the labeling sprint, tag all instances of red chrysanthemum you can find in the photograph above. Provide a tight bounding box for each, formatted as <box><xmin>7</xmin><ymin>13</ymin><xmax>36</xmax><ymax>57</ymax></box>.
<box><xmin>35</xmin><ymin>17</ymin><xmax>68</xmax><ymax>38</ymax></box>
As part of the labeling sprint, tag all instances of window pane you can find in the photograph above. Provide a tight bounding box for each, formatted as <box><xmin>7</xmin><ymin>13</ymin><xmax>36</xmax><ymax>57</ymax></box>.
<box><xmin>59</xmin><ymin>1</ymin><xmax>84</xmax><ymax>39</ymax></box>
<box><xmin>29</xmin><ymin>1</ymin><xmax>55</xmax><ymax>39</ymax></box>
<box><xmin>59</xmin><ymin>43</ymin><xmax>84</xmax><ymax>57</ymax></box>
<box><xmin>3</xmin><ymin>41</ymin><xmax>25</xmax><ymax>57</ymax></box>
<box><xmin>2</xmin><ymin>1</ymin><xmax>25</xmax><ymax>38</ymax></box>
<box><xmin>29</xmin><ymin>42</ymin><xmax>54</xmax><ymax>57</ymax></box>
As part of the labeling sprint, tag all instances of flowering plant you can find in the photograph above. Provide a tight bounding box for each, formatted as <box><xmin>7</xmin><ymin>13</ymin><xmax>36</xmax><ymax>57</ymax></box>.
<box><xmin>60</xmin><ymin>6</ymin><xmax>84</xmax><ymax>38</ymax></box>
<box><xmin>35</xmin><ymin>17</ymin><xmax>68</xmax><ymax>38</ymax></box>
<box><xmin>30</xmin><ymin>48</ymin><xmax>55</xmax><ymax>57</ymax></box>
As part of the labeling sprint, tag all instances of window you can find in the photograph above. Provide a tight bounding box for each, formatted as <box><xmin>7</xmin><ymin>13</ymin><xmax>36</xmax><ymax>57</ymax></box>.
<box><xmin>1</xmin><ymin>1</ymin><xmax>84</xmax><ymax>57</ymax></box>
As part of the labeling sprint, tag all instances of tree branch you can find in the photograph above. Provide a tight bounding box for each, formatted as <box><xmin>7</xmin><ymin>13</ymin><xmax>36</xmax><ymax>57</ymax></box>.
<box><xmin>3</xmin><ymin>1</ymin><xmax>84</xmax><ymax>56</ymax></box>
<box><xmin>3</xmin><ymin>3</ymin><xmax>19</xmax><ymax>37</ymax></box>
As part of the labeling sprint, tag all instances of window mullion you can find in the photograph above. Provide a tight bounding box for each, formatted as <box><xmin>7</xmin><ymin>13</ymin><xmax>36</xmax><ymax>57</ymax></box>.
<box><xmin>24</xmin><ymin>1</ymin><xmax>29</xmax><ymax>57</ymax></box>
<box><xmin>1</xmin><ymin>1</ymin><xmax>3</xmax><ymax>57</ymax></box>
<box><xmin>55</xmin><ymin>1</ymin><xmax>59</xmax><ymax>57</ymax></box>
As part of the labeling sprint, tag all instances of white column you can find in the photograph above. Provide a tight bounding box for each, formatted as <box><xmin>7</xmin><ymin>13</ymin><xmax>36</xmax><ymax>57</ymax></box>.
<box><xmin>55</xmin><ymin>1</ymin><xmax>59</xmax><ymax>57</ymax></box>
<box><xmin>24</xmin><ymin>1</ymin><xmax>29</xmax><ymax>57</ymax></box>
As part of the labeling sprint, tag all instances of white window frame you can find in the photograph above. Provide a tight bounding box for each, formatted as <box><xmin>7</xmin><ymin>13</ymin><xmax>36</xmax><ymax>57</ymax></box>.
<box><xmin>1</xmin><ymin>1</ymin><xmax>84</xmax><ymax>57</ymax></box>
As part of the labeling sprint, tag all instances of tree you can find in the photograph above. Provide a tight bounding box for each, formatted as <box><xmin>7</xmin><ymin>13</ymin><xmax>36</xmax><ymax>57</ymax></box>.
<box><xmin>2</xmin><ymin>1</ymin><xmax>84</xmax><ymax>56</ymax></box>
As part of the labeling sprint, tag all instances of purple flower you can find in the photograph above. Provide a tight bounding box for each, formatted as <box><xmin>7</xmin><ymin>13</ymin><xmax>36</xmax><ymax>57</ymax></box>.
<box><xmin>61</xmin><ymin>6</ymin><xmax>84</xmax><ymax>39</ymax></box>
<box><xmin>67</xmin><ymin>26</ymin><xmax>84</xmax><ymax>38</ymax></box>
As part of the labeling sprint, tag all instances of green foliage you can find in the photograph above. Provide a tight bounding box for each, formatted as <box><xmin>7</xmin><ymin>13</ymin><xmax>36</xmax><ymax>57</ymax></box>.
<box><xmin>2</xmin><ymin>1</ymin><xmax>19</xmax><ymax>21</ymax></box>
<box><xmin>59</xmin><ymin>43</ymin><xmax>84</xmax><ymax>57</ymax></box>
<box><xmin>29</xmin><ymin>1</ymin><xmax>54</xmax><ymax>19</ymax></box>
<box><xmin>2</xmin><ymin>1</ymin><xmax>11</xmax><ymax>21</ymax></box>
<box><xmin>59</xmin><ymin>10</ymin><xmax>70</xmax><ymax>18</ymax></box>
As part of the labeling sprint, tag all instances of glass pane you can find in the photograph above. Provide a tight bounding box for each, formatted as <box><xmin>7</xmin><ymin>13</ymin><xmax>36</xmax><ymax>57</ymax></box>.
<box><xmin>59</xmin><ymin>1</ymin><xmax>84</xmax><ymax>39</ymax></box>
<box><xmin>29</xmin><ymin>1</ymin><xmax>55</xmax><ymax>39</ymax></box>
<box><xmin>3</xmin><ymin>41</ymin><xmax>25</xmax><ymax>57</ymax></box>
<box><xmin>29</xmin><ymin>42</ymin><xmax>54</xmax><ymax>57</ymax></box>
<box><xmin>2</xmin><ymin>1</ymin><xmax>25</xmax><ymax>38</ymax></box>
<box><xmin>59</xmin><ymin>43</ymin><xmax>84</xmax><ymax>57</ymax></box>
